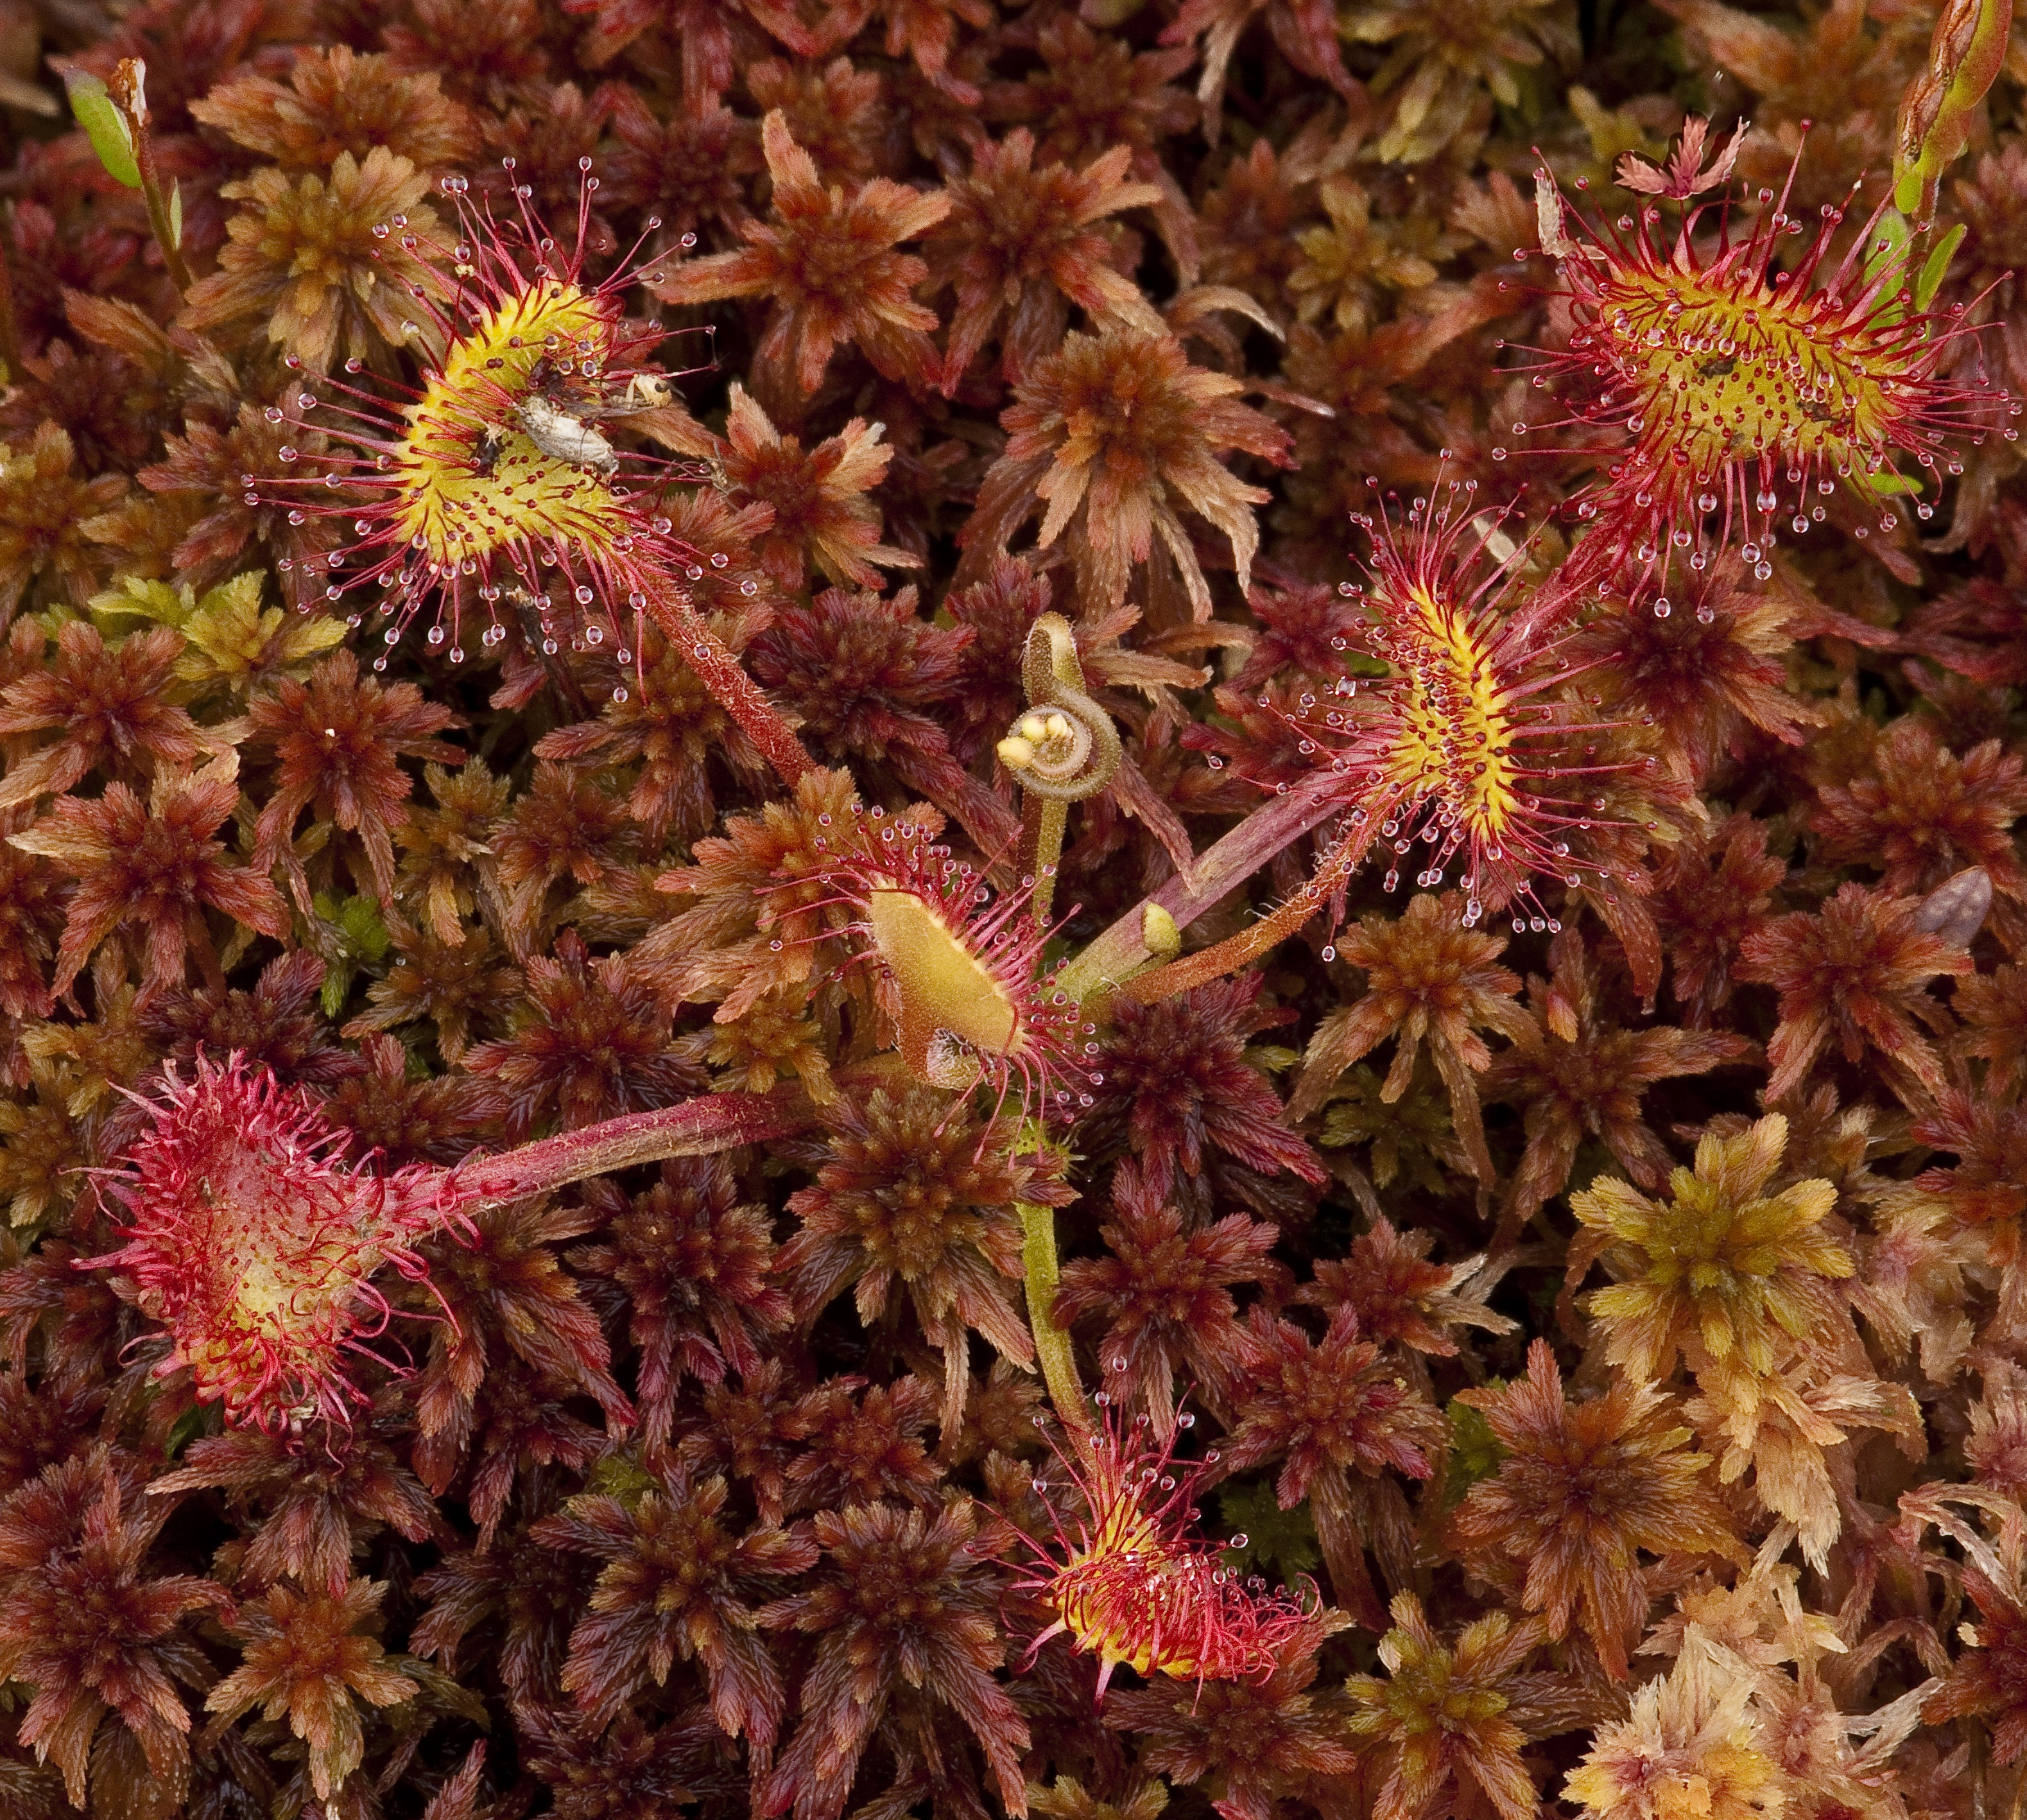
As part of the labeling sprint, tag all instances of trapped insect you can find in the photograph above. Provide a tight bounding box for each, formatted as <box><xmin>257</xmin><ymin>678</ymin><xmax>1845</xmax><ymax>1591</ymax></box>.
<box><xmin>470</xmin><ymin>425</ymin><xmax>508</xmax><ymax>478</ymax></box>
<box><xmin>507</xmin><ymin>366</ymin><xmax>680</xmax><ymax>479</ymax></box>
<box><xmin>515</xmin><ymin>394</ymin><xmax>620</xmax><ymax>478</ymax></box>
<box><xmin>625</xmin><ymin>370</ymin><xmax>675</xmax><ymax>408</ymax></box>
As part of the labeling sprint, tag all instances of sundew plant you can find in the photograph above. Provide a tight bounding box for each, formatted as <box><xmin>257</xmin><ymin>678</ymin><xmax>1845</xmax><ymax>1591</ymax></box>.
<box><xmin>5</xmin><ymin>0</ymin><xmax>2027</xmax><ymax>1817</ymax></box>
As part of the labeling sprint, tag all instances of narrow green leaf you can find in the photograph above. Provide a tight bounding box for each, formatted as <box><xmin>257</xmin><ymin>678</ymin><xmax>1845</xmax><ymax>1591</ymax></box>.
<box><xmin>168</xmin><ymin>178</ymin><xmax>182</xmax><ymax>250</ymax></box>
<box><xmin>62</xmin><ymin>72</ymin><xmax>140</xmax><ymax>188</ymax></box>
<box><xmin>1862</xmin><ymin>207</ymin><xmax>1913</xmax><ymax>291</ymax></box>
<box><xmin>1863</xmin><ymin>207</ymin><xmax>1915</xmax><ymax>330</ymax></box>
<box><xmin>1916</xmin><ymin>222</ymin><xmax>1967</xmax><ymax>311</ymax></box>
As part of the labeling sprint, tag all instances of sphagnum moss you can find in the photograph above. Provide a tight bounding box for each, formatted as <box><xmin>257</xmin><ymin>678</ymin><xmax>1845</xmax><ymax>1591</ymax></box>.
<box><xmin>5</xmin><ymin>17</ymin><xmax>2027</xmax><ymax>1820</ymax></box>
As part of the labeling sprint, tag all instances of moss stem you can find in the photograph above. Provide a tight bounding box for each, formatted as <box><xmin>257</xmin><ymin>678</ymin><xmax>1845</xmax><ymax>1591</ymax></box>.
<box><xmin>108</xmin><ymin>60</ymin><xmax>193</xmax><ymax>298</ymax></box>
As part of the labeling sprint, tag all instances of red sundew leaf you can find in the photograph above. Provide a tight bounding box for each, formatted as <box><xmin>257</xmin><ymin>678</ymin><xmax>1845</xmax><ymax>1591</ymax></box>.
<box><xmin>82</xmin><ymin>1053</ymin><xmax>465</xmax><ymax>1432</ymax></box>
<box><xmin>1535</xmin><ymin>125</ymin><xmax>2016</xmax><ymax>593</ymax></box>
<box><xmin>1010</xmin><ymin>1396</ymin><xmax>1329</xmax><ymax>1701</ymax></box>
